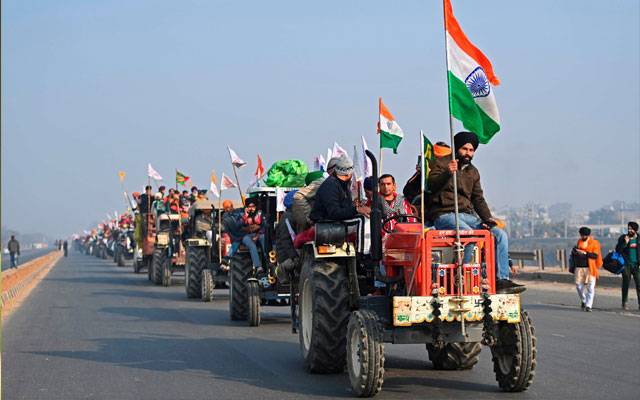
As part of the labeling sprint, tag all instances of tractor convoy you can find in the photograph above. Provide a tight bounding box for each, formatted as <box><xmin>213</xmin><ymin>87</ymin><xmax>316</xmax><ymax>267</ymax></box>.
<box><xmin>75</xmin><ymin>151</ymin><xmax>536</xmax><ymax>398</ymax></box>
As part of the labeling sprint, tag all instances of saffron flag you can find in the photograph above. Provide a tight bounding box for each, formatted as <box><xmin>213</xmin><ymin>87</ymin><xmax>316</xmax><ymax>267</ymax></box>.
<box><xmin>210</xmin><ymin>170</ymin><xmax>220</xmax><ymax>198</ymax></box>
<box><xmin>147</xmin><ymin>164</ymin><xmax>163</xmax><ymax>180</ymax></box>
<box><xmin>176</xmin><ymin>170</ymin><xmax>190</xmax><ymax>186</ymax></box>
<box><xmin>228</xmin><ymin>147</ymin><xmax>246</xmax><ymax>168</ymax></box>
<box><xmin>220</xmin><ymin>173</ymin><xmax>237</xmax><ymax>191</ymax></box>
<box><xmin>378</xmin><ymin>98</ymin><xmax>404</xmax><ymax>154</ymax></box>
<box><xmin>255</xmin><ymin>155</ymin><xmax>265</xmax><ymax>180</ymax></box>
<box><xmin>118</xmin><ymin>171</ymin><xmax>126</xmax><ymax>183</ymax></box>
<box><xmin>445</xmin><ymin>0</ymin><xmax>501</xmax><ymax>143</ymax></box>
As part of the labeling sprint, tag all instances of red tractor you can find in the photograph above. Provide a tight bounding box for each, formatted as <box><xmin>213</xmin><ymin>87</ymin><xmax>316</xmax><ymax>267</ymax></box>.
<box><xmin>294</xmin><ymin>150</ymin><xmax>536</xmax><ymax>397</ymax></box>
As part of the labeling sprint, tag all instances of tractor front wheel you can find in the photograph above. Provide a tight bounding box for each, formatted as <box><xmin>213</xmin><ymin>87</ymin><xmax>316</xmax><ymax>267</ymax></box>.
<box><xmin>347</xmin><ymin>310</ymin><xmax>385</xmax><ymax>397</ymax></box>
<box><xmin>248</xmin><ymin>280</ymin><xmax>261</xmax><ymax>327</ymax></box>
<box><xmin>490</xmin><ymin>310</ymin><xmax>537</xmax><ymax>392</ymax></box>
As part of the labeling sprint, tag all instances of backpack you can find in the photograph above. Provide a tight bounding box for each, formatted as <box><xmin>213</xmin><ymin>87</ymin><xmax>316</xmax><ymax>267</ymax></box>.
<box><xmin>602</xmin><ymin>251</ymin><xmax>625</xmax><ymax>274</ymax></box>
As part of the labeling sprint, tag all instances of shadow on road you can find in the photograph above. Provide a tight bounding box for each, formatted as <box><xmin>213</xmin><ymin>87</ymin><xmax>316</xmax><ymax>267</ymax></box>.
<box><xmin>29</xmin><ymin>335</ymin><xmax>352</xmax><ymax>397</ymax></box>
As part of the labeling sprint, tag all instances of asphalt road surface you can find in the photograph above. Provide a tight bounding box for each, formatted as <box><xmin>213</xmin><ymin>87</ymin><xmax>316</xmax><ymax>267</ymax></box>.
<box><xmin>1</xmin><ymin>248</ymin><xmax>54</xmax><ymax>271</ymax></box>
<box><xmin>3</xmin><ymin>253</ymin><xmax>639</xmax><ymax>400</ymax></box>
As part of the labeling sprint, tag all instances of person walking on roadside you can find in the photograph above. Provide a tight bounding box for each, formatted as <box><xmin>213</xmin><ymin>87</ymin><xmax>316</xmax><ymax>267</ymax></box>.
<box><xmin>7</xmin><ymin>235</ymin><xmax>20</xmax><ymax>268</ymax></box>
<box><xmin>572</xmin><ymin>227</ymin><xmax>603</xmax><ymax>312</ymax></box>
<box><xmin>63</xmin><ymin>240</ymin><xmax>68</xmax><ymax>257</ymax></box>
<box><xmin>616</xmin><ymin>221</ymin><xmax>640</xmax><ymax>310</ymax></box>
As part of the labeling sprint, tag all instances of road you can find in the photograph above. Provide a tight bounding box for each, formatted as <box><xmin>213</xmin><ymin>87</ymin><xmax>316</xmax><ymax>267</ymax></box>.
<box><xmin>3</xmin><ymin>253</ymin><xmax>639</xmax><ymax>400</ymax></box>
<box><xmin>1</xmin><ymin>248</ymin><xmax>54</xmax><ymax>271</ymax></box>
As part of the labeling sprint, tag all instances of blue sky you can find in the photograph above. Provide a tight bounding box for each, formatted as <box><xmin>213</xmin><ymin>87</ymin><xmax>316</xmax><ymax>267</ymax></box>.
<box><xmin>2</xmin><ymin>0</ymin><xmax>639</xmax><ymax>237</ymax></box>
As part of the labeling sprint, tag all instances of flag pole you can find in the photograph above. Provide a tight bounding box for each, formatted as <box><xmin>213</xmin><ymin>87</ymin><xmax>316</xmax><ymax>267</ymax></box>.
<box><xmin>175</xmin><ymin>169</ymin><xmax>178</xmax><ymax>191</ymax></box>
<box><xmin>420</xmin><ymin>130</ymin><xmax>426</xmax><ymax>296</ymax></box>
<box><xmin>218</xmin><ymin>195</ymin><xmax>223</xmax><ymax>264</ymax></box>
<box><xmin>442</xmin><ymin>0</ymin><xmax>465</xmax><ymax>337</ymax></box>
<box><xmin>231</xmin><ymin>165</ymin><xmax>245</xmax><ymax>205</ymax></box>
<box><xmin>378</xmin><ymin>97</ymin><xmax>384</xmax><ymax>174</ymax></box>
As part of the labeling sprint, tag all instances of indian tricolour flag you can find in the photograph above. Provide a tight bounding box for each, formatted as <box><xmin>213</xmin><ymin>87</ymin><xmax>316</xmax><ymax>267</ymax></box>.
<box><xmin>378</xmin><ymin>98</ymin><xmax>404</xmax><ymax>154</ymax></box>
<box><xmin>445</xmin><ymin>0</ymin><xmax>501</xmax><ymax>144</ymax></box>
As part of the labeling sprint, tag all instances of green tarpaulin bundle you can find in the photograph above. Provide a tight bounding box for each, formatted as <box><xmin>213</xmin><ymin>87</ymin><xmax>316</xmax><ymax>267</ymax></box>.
<box><xmin>264</xmin><ymin>160</ymin><xmax>309</xmax><ymax>188</ymax></box>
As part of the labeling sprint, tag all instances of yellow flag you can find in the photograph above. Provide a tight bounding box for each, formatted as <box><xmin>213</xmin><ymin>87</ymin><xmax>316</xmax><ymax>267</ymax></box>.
<box><xmin>118</xmin><ymin>171</ymin><xmax>126</xmax><ymax>183</ymax></box>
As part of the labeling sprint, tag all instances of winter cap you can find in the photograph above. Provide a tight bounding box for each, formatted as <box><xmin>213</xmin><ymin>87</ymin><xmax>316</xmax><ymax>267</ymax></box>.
<box><xmin>334</xmin><ymin>154</ymin><xmax>354</xmax><ymax>176</ymax></box>
<box><xmin>454</xmin><ymin>131</ymin><xmax>479</xmax><ymax>152</ymax></box>
<box><xmin>628</xmin><ymin>221</ymin><xmax>639</xmax><ymax>231</ymax></box>
<box><xmin>579</xmin><ymin>226</ymin><xmax>591</xmax><ymax>236</ymax></box>
<box><xmin>284</xmin><ymin>190</ymin><xmax>297</xmax><ymax>209</ymax></box>
<box><xmin>326</xmin><ymin>157</ymin><xmax>340</xmax><ymax>173</ymax></box>
<box><xmin>305</xmin><ymin>171</ymin><xmax>325</xmax><ymax>185</ymax></box>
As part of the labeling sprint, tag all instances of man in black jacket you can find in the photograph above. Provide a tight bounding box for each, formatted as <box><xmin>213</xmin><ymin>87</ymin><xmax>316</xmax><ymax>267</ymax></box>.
<box><xmin>310</xmin><ymin>154</ymin><xmax>370</xmax><ymax>222</ymax></box>
<box><xmin>616</xmin><ymin>221</ymin><xmax>640</xmax><ymax>310</ymax></box>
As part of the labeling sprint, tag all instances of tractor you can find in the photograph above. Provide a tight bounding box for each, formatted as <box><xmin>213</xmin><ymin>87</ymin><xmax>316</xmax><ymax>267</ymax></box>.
<box><xmin>294</xmin><ymin>150</ymin><xmax>536</xmax><ymax>397</ymax></box>
<box><xmin>150</xmin><ymin>212</ymin><xmax>186</xmax><ymax>286</ymax></box>
<box><xmin>113</xmin><ymin>223</ymin><xmax>136</xmax><ymax>267</ymax></box>
<box><xmin>184</xmin><ymin>201</ymin><xmax>230</xmax><ymax>300</ymax></box>
<box><xmin>228</xmin><ymin>187</ymin><xmax>296</xmax><ymax>326</ymax></box>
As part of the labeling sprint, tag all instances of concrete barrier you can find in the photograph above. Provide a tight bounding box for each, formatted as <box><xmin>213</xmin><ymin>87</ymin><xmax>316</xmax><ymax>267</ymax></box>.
<box><xmin>1</xmin><ymin>250</ymin><xmax>63</xmax><ymax>308</ymax></box>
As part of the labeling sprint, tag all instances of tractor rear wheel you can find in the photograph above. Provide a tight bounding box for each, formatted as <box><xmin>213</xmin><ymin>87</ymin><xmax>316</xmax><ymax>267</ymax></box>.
<box><xmin>298</xmin><ymin>256</ymin><xmax>350</xmax><ymax>373</ymax></box>
<box><xmin>491</xmin><ymin>310</ymin><xmax>537</xmax><ymax>392</ymax></box>
<box><xmin>201</xmin><ymin>269</ymin><xmax>214</xmax><ymax>302</ymax></box>
<box><xmin>426</xmin><ymin>342</ymin><xmax>482</xmax><ymax>370</ymax></box>
<box><xmin>185</xmin><ymin>246</ymin><xmax>207</xmax><ymax>298</ymax></box>
<box><xmin>229</xmin><ymin>252</ymin><xmax>252</xmax><ymax>321</ymax></box>
<box><xmin>248</xmin><ymin>280</ymin><xmax>261</xmax><ymax>327</ymax></box>
<box><xmin>347</xmin><ymin>310</ymin><xmax>385</xmax><ymax>397</ymax></box>
<box><xmin>152</xmin><ymin>248</ymin><xmax>166</xmax><ymax>285</ymax></box>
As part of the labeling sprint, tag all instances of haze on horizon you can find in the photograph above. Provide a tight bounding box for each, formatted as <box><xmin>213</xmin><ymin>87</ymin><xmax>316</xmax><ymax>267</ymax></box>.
<box><xmin>2</xmin><ymin>0</ymin><xmax>639</xmax><ymax>238</ymax></box>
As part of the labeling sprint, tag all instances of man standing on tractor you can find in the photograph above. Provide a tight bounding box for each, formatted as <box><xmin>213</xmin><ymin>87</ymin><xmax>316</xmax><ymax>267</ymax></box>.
<box><xmin>138</xmin><ymin>185</ymin><xmax>153</xmax><ymax>236</ymax></box>
<box><xmin>221</xmin><ymin>199</ymin><xmax>243</xmax><ymax>267</ymax></box>
<box><xmin>572</xmin><ymin>227</ymin><xmax>602</xmax><ymax>312</ymax></box>
<box><xmin>428</xmin><ymin>131</ymin><xmax>522</xmax><ymax>294</ymax></box>
<box><xmin>241</xmin><ymin>197</ymin><xmax>267</xmax><ymax>273</ymax></box>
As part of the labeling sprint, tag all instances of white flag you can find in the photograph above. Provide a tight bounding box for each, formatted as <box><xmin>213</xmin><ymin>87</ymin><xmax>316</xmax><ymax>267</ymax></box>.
<box><xmin>276</xmin><ymin>187</ymin><xmax>286</xmax><ymax>212</ymax></box>
<box><xmin>332</xmin><ymin>142</ymin><xmax>348</xmax><ymax>158</ymax></box>
<box><xmin>228</xmin><ymin>147</ymin><xmax>246</xmax><ymax>168</ymax></box>
<box><xmin>317</xmin><ymin>155</ymin><xmax>326</xmax><ymax>171</ymax></box>
<box><xmin>326</xmin><ymin>148</ymin><xmax>333</xmax><ymax>164</ymax></box>
<box><xmin>220</xmin><ymin>173</ymin><xmax>237</xmax><ymax>190</ymax></box>
<box><xmin>147</xmin><ymin>163</ymin><xmax>163</xmax><ymax>180</ymax></box>
<box><xmin>361</xmin><ymin>136</ymin><xmax>372</xmax><ymax>177</ymax></box>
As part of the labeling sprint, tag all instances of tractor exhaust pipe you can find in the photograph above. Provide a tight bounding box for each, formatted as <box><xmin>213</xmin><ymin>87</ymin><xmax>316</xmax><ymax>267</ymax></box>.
<box><xmin>365</xmin><ymin>150</ymin><xmax>382</xmax><ymax>262</ymax></box>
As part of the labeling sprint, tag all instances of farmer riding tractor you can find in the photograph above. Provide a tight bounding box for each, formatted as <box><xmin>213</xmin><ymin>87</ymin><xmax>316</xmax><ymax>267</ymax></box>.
<box><xmin>295</xmin><ymin>151</ymin><xmax>536</xmax><ymax>397</ymax></box>
<box><xmin>228</xmin><ymin>187</ymin><xmax>295</xmax><ymax>327</ymax></box>
<box><xmin>184</xmin><ymin>202</ymin><xmax>230</xmax><ymax>300</ymax></box>
<box><xmin>151</xmin><ymin>213</ymin><xmax>186</xmax><ymax>287</ymax></box>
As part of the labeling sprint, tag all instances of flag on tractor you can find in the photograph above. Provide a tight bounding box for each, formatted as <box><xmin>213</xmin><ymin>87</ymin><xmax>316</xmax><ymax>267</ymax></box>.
<box><xmin>210</xmin><ymin>170</ymin><xmax>219</xmax><ymax>198</ymax></box>
<box><xmin>332</xmin><ymin>142</ymin><xmax>348</xmax><ymax>158</ymax></box>
<box><xmin>220</xmin><ymin>173</ymin><xmax>237</xmax><ymax>191</ymax></box>
<box><xmin>118</xmin><ymin>171</ymin><xmax>126</xmax><ymax>183</ymax></box>
<box><xmin>147</xmin><ymin>164</ymin><xmax>163</xmax><ymax>180</ymax></box>
<box><xmin>228</xmin><ymin>147</ymin><xmax>246</xmax><ymax>168</ymax></box>
<box><xmin>378</xmin><ymin>98</ymin><xmax>404</xmax><ymax>154</ymax></box>
<box><xmin>361</xmin><ymin>136</ymin><xmax>372</xmax><ymax>177</ymax></box>
<box><xmin>445</xmin><ymin>0</ymin><xmax>501</xmax><ymax>144</ymax></box>
<box><xmin>422</xmin><ymin>133</ymin><xmax>435</xmax><ymax>189</ymax></box>
<box><xmin>175</xmin><ymin>170</ymin><xmax>190</xmax><ymax>186</ymax></box>
<box><xmin>255</xmin><ymin>155</ymin><xmax>265</xmax><ymax>180</ymax></box>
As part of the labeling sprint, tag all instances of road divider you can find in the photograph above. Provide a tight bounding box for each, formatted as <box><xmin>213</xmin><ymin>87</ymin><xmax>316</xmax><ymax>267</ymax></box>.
<box><xmin>2</xmin><ymin>250</ymin><xmax>62</xmax><ymax>312</ymax></box>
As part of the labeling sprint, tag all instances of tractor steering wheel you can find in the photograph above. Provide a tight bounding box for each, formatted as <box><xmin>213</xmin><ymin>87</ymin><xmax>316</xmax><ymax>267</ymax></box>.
<box><xmin>382</xmin><ymin>214</ymin><xmax>421</xmax><ymax>234</ymax></box>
